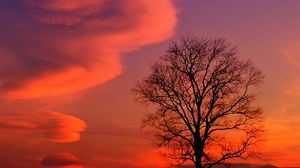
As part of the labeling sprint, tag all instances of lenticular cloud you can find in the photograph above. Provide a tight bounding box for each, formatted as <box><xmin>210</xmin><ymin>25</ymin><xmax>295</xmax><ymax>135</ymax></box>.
<box><xmin>0</xmin><ymin>110</ymin><xmax>86</xmax><ymax>142</ymax></box>
<box><xmin>0</xmin><ymin>0</ymin><xmax>177</xmax><ymax>98</ymax></box>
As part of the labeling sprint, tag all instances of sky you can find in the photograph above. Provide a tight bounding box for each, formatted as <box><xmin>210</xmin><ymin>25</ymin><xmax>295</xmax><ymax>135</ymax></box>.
<box><xmin>0</xmin><ymin>0</ymin><xmax>300</xmax><ymax>167</ymax></box>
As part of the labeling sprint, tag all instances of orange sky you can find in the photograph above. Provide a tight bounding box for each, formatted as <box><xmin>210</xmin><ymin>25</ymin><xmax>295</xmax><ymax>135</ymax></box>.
<box><xmin>0</xmin><ymin>0</ymin><xmax>300</xmax><ymax>167</ymax></box>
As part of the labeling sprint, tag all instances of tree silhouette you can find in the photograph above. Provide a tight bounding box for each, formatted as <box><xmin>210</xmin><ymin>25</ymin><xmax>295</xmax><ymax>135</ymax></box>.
<box><xmin>133</xmin><ymin>36</ymin><xmax>264</xmax><ymax>168</ymax></box>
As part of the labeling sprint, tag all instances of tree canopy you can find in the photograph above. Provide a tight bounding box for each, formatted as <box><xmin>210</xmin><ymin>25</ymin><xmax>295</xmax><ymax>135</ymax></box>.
<box><xmin>134</xmin><ymin>36</ymin><xmax>264</xmax><ymax>168</ymax></box>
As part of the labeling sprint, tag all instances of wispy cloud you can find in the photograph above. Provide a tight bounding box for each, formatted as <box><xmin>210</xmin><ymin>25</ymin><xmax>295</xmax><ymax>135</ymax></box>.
<box><xmin>41</xmin><ymin>152</ymin><xmax>82</xmax><ymax>167</ymax></box>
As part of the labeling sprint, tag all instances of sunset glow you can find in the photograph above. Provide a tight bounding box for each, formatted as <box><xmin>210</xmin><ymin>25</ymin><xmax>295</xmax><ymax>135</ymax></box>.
<box><xmin>1</xmin><ymin>0</ymin><xmax>300</xmax><ymax>167</ymax></box>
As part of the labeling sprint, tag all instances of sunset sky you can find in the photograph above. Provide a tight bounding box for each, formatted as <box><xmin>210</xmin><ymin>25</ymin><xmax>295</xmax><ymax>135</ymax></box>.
<box><xmin>1</xmin><ymin>0</ymin><xmax>300</xmax><ymax>167</ymax></box>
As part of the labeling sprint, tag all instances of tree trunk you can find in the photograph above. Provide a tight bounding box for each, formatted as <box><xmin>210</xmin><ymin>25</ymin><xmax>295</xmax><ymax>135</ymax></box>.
<box><xmin>194</xmin><ymin>132</ymin><xmax>203</xmax><ymax>168</ymax></box>
<box><xmin>195</xmin><ymin>154</ymin><xmax>202</xmax><ymax>168</ymax></box>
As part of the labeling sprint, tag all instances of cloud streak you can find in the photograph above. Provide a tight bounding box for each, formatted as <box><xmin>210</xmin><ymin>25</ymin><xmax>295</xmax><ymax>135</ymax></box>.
<box><xmin>0</xmin><ymin>0</ymin><xmax>177</xmax><ymax>98</ymax></box>
<box><xmin>41</xmin><ymin>152</ymin><xmax>82</xmax><ymax>167</ymax></box>
<box><xmin>0</xmin><ymin>110</ymin><xmax>86</xmax><ymax>143</ymax></box>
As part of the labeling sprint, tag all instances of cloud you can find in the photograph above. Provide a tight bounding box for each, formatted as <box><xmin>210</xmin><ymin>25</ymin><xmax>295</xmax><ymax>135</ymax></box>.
<box><xmin>0</xmin><ymin>0</ymin><xmax>177</xmax><ymax>99</ymax></box>
<box><xmin>25</xmin><ymin>0</ymin><xmax>105</xmax><ymax>26</ymax></box>
<box><xmin>41</xmin><ymin>152</ymin><xmax>82</xmax><ymax>167</ymax></box>
<box><xmin>0</xmin><ymin>110</ymin><xmax>86</xmax><ymax>143</ymax></box>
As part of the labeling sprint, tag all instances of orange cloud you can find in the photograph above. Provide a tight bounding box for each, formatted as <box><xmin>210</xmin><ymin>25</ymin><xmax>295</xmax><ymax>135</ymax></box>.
<box><xmin>28</xmin><ymin>0</ymin><xmax>103</xmax><ymax>12</ymax></box>
<box><xmin>41</xmin><ymin>152</ymin><xmax>82</xmax><ymax>167</ymax></box>
<box><xmin>0</xmin><ymin>110</ymin><xmax>86</xmax><ymax>143</ymax></box>
<box><xmin>0</xmin><ymin>0</ymin><xmax>177</xmax><ymax>99</ymax></box>
<box><xmin>25</xmin><ymin>0</ymin><xmax>105</xmax><ymax>26</ymax></box>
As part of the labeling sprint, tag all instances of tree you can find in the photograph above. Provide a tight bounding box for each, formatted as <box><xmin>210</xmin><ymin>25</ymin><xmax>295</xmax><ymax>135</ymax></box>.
<box><xmin>133</xmin><ymin>36</ymin><xmax>264</xmax><ymax>168</ymax></box>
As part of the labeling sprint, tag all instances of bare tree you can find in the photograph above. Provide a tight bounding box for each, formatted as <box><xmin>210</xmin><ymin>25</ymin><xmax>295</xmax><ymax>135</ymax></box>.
<box><xmin>133</xmin><ymin>36</ymin><xmax>264</xmax><ymax>168</ymax></box>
